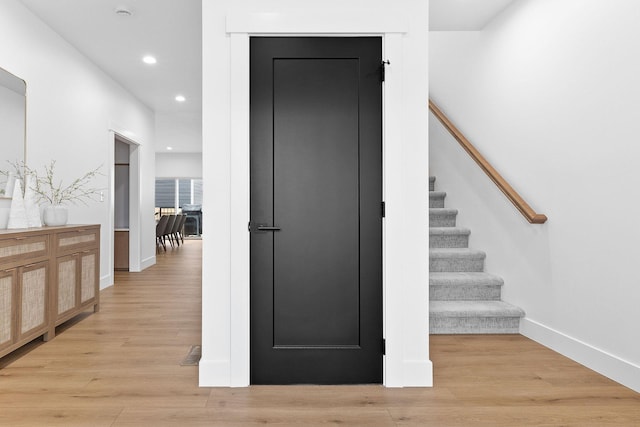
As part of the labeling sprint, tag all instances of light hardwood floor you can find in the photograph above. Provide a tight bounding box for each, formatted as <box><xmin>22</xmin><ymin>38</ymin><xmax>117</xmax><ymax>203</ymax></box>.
<box><xmin>1</xmin><ymin>240</ymin><xmax>638</xmax><ymax>426</ymax></box>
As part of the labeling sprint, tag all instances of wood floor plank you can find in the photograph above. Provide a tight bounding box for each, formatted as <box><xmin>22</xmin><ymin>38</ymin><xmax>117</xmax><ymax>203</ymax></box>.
<box><xmin>205</xmin><ymin>385</ymin><xmax>459</xmax><ymax>409</ymax></box>
<box><xmin>0</xmin><ymin>408</ymin><xmax>121</xmax><ymax>427</ymax></box>
<box><xmin>114</xmin><ymin>407</ymin><xmax>396</xmax><ymax>426</ymax></box>
<box><xmin>0</xmin><ymin>240</ymin><xmax>638</xmax><ymax>426</ymax></box>
<box><xmin>387</xmin><ymin>405</ymin><xmax>640</xmax><ymax>427</ymax></box>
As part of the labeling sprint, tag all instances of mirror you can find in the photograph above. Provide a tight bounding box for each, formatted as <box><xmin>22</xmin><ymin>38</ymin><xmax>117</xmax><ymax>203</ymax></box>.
<box><xmin>0</xmin><ymin>66</ymin><xmax>26</xmax><ymax>197</ymax></box>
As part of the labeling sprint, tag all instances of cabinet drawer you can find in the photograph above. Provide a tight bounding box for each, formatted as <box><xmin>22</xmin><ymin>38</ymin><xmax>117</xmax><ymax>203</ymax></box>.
<box><xmin>56</xmin><ymin>227</ymin><xmax>99</xmax><ymax>255</ymax></box>
<box><xmin>0</xmin><ymin>235</ymin><xmax>48</xmax><ymax>266</ymax></box>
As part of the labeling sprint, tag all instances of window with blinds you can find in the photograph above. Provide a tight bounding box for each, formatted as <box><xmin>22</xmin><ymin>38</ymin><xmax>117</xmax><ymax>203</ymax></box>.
<box><xmin>155</xmin><ymin>179</ymin><xmax>203</xmax><ymax>211</ymax></box>
<box><xmin>193</xmin><ymin>179</ymin><xmax>203</xmax><ymax>205</ymax></box>
<box><xmin>155</xmin><ymin>179</ymin><xmax>176</xmax><ymax>208</ymax></box>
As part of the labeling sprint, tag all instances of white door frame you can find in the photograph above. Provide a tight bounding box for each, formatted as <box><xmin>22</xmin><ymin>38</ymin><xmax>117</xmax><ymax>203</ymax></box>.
<box><xmin>200</xmin><ymin>10</ymin><xmax>431</xmax><ymax>387</ymax></box>
<box><xmin>107</xmin><ymin>127</ymin><xmax>142</xmax><ymax>282</ymax></box>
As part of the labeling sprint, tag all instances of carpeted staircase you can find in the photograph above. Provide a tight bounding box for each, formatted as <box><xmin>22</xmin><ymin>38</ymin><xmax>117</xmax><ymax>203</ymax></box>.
<box><xmin>429</xmin><ymin>176</ymin><xmax>525</xmax><ymax>334</ymax></box>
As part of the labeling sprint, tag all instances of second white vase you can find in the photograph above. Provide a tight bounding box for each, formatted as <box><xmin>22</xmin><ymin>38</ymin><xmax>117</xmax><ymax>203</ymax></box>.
<box><xmin>43</xmin><ymin>205</ymin><xmax>68</xmax><ymax>226</ymax></box>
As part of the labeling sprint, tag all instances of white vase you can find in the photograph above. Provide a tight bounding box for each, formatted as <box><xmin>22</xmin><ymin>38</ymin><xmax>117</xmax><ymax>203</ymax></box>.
<box><xmin>43</xmin><ymin>205</ymin><xmax>68</xmax><ymax>226</ymax></box>
<box><xmin>7</xmin><ymin>180</ymin><xmax>28</xmax><ymax>229</ymax></box>
<box><xmin>23</xmin><ymin>174</ymin><xmax>42</xmax><ymax>227</ymax></box>
<box><xmin>0</xmin><ymin>197</ymin><xmax>11</xmax><ymax>229</ymax></box>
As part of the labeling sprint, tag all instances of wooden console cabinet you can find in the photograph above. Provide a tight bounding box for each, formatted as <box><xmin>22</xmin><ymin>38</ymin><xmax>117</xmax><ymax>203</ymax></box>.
<box><xmin>0</xmin><ymin>224</ymin><xmax>100</xmax><ymax>359</ymax></box>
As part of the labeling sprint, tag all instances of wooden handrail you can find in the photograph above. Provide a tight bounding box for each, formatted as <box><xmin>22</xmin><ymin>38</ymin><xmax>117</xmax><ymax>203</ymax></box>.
<box><xmin>429</xmin><ymin>99</ymin><xmax>547</xmax><ymax>224</ymax></box>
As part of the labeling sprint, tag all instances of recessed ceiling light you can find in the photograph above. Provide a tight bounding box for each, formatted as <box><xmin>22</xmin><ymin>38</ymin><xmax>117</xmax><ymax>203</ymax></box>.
<box><xmin>142</xmin><ymin>55</ymin><xmax>157</xmax><ymax>65</ymax></box>
<box><xmin>115</xmin><ymin>7</ymin><xmax>132</xmax><ymax>17</ymax></box>
<box><xmin>175</xmin><ymin>95</ymin><xmax>186</xmax><ymax>102</ymax></box>
<box><xmin>166</xmin><ymin>146</ymin><xmax>173</xmax><ymax>151</ymax></box>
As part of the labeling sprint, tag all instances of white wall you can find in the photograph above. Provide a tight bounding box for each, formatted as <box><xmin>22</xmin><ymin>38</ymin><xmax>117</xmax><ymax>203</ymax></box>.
<box><xmin>0</xmin><ymin>0</ymin><xmax>156</xmax><ymax>287</ymax></box>
<box><xmin>430</xmin><ymin>0</ymin><xmax>640</xmax><ymax>391</ymax></box>
<box><xmin>155</xmin><ymin>111</ymin><xmax>202</xmax><ymax>154</ymax></box>
<box><xmin>155</xmin><ymin>152</ymin><xmax>202</xmax><ymax>178</ymax></box>
<box><xmin>201</xmin><ymin>0</ymin><xmax>430</xmax><ymax>387</ymax></box>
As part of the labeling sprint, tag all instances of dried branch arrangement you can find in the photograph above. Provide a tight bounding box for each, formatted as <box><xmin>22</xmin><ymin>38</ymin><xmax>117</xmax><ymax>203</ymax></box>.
<box><xmin>1</xmin><ymin>160</ymin><xmax>103</xmax><ymax>205</ymax></box>
<box><xmin>30</xmin><ymin>160</ymin><xmax>103</xmax><ymax>205</ymax></box>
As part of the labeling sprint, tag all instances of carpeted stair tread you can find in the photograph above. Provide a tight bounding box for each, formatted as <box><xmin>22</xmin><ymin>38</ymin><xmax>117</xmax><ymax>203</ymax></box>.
<box><xmin>429</xmin><ymin>300</ymin><xmax>525</xmax><ymax>318</ymax></box>
<box><xmin>429</xmin><ymin>176</ymin><xmax>435</xmax><ymax>191</ymax></box>
<box><xmin>430</xmin><ymin>248</ymin><xmax>486</xmax><ymax>273</ymax></box>
<box><xmin>429</xmin><ymin>248</ymin><xmax>486</xmax><ymax>259</ymax></box>
<box><xmin>429</xmin><ymin>227</ymin><xmax>471</xmax><ymax>248</ymax></box>
<box><xmin>429</xmin><ymin>208</ymin><xmax>457</xmax><ymax>215</ymax></box>
<box><xmin>430</xmin><ymin>227</ymin><xmax>470</xmax><ymax>236</ymax></box>
<box><xmin>429</xmin><ymin>191</ymin><xmax>446</xmax><ymax>208</ymax></box>
<box><xmin>430</xmin><ymin>272</ymin><xmax>503</xmax><ymax>300</ymax></box>
<box><xmin>429</xmin><ymin>302</ymin><xmax>523</xmax><ymax>334</ymax></box>
<box><xmin>429</xmin><ymin>208</ymin><xmax>458</xmax><ymax>227</ymax></box>
<box><xmin>430</xmin><ymin>272</ymin><xmax>503</xmax><ymax>287</ymax></box>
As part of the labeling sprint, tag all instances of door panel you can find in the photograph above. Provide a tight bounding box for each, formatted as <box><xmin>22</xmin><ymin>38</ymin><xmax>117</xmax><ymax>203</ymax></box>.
<box><xmin>250</xmin><ymin>37</ymin><xmax>382</xmax><ymax>384</ymax></box>
<box><xmin>273</xmin><ymin>58</ymin><xmax>360</xmax><ymax>347</ymax></box>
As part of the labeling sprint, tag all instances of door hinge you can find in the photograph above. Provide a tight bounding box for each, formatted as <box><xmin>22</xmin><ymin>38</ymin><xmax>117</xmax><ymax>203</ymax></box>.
<box><xmin>381</xmin><ymin>60</ymin><xmax>390</xmax><ymax>82</ymax></box>
<box><xmin>382</xmin><ymin>338</ymin><xmax>386</xmax><ymax>355</ymax></box>
<box><xmin>381</xmin><ymin>201</ymin><xmax>386</xmax><ymax>218</ymax></box>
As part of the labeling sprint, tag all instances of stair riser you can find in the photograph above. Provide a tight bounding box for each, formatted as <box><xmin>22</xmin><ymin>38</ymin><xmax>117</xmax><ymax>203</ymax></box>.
<box><xmin>429</xmin><ymin>234</ymin><xmax>469</xmax><ymax>248</ymax></box>
<box><xmin>430</xmin><ymin>285</ymin><xmax>501</xmax><ymax>301</ymax></box>
<box><xmin>429</xmin><ymin>195</ymin><xmax>445</xmax><ymax>208</ymax></box>
<box><xmin>430</xmin><ymin>213</ymin><xmax>456</xmax><ymax>227</ymax></box>
<box><xmin>429</xmin><ymin>316</ymin><xmax>521</xmax><ymax>334</ymax></box>
<box><xmin>430</xmin><ymin>258</ymin><xmax>484</xmax><ymax>272</ymax></box>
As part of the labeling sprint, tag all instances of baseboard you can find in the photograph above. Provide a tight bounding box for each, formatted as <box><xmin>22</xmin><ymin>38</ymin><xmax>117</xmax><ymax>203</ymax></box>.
<box><xmin>401</xmin><ymin>359</ymin><xmax>433</xmax><ymax>387</ymax></box>
<box><xmin>139</xmin><ymin>255</ymin><xmax>156</xmax><ymax>271</ymax></box>
<box><xmin>100</xmin><ymin>274</ymin><xmax>113</xmax><ymax>290</ymax></box>
<box><xmin>520</xmin><ymin>318</ymin><xmax>640</xmax><ymax>393</ymax></box>
<box><xmin>198</xmin><ymin>359</ymin><xmax>231</xmax><ymax>387</ymax></box>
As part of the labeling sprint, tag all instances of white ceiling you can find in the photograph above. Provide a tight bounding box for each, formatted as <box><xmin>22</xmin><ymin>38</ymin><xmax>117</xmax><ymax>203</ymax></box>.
<box><xmin>20</xmin><ymin>0</ymin><xmax>201</xmax><ymax>115</ymax></box>
<box><xmin>17</xmin><ymin>0</ymin><xmax>513</xmax><ymax>152</ymax></box>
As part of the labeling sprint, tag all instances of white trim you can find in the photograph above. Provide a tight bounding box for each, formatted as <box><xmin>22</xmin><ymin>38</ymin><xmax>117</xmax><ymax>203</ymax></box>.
<box><xmin>105</xmin><ymin>129</ymin><xmax>116</xmax><ymax>288</ymax></box>
<box><xmin>226</xmin><ymin>12</ymin><xmax>408</xmax><ymax>34</ymax></box>
<box><xmin>199</xmin><ymin>360</ymin><xmax>231</xmax><ymax>386</ymax></box>
<box><xmin>199</xmin><ymin>2</ymin><xmax>232</xmax><ymax>387</ymax></box>
<box><xmin>140</xmin><ymin>255</ymin><xmax>156</xmax><ymax>272</ymax></box>
<box><xmin>108</xmin><ymin>129</ymin><xmax>139</xmax><ymax>146</ymax></box>
<box><xmin>521</xmin><ymin>318</ymin><xmax>640</xmax><ymax>393</ymax></box>
<box><xmin>107</xmin><ymin>123</ymin><xmax>145</xmax><ymax>280</ymax></box>
<box><xmin>229</xmin><ymin>33</ymin><xmax>251</xmax><ymax>387</ymax></box>
<box><xmin>128</xmin><ymin>141</ymin><xmax>142</xmax><ymax>272</ymax></box>
<box><xmin>402</xmin><ymin>360</ymin><xmax>434</xmax><ymax>387</ymax></box>
<box><xmin>382</xmin><ymin>32</ymin><xmax>405</xmax><ymax>387</ymax></box>
<box><xmin>100</xmin><ymin>274</ymin><xmax>112</xmax><ymax>290</ymax></box>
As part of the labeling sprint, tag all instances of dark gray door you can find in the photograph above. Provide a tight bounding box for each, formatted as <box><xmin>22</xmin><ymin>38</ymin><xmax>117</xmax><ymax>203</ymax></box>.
<box><xmin>250</xmin><ymin>37</ymin><xmax>382</xmax><ymax>384</ymax></box>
